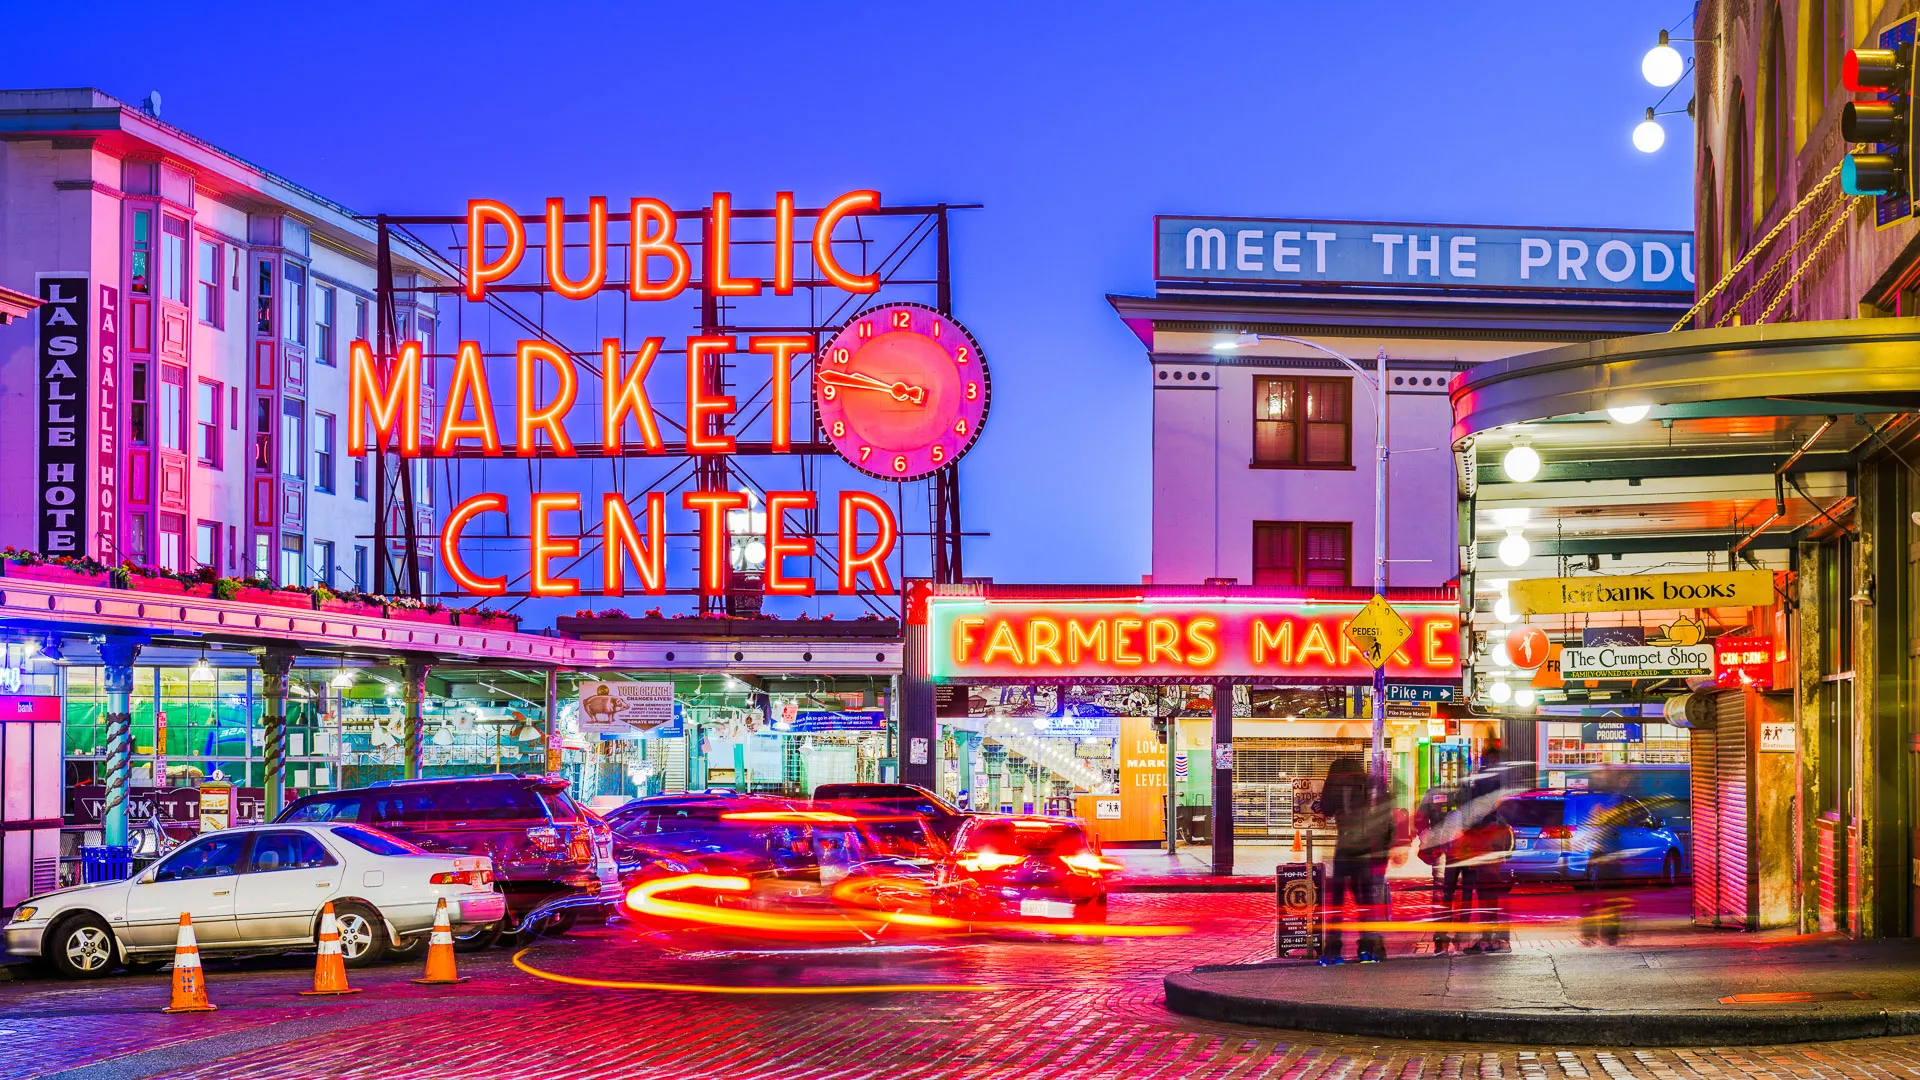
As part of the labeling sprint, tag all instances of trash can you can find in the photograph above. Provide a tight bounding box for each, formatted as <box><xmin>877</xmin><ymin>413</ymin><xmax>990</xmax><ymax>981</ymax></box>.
<box><xmin>1176</xmin><ymin>804</ymin><xmax>1211</xmax><ymax>843</ymax></box>
<box><xmin>79</xmin><ymin>845</ymin><xmax>133</xmax><ymax>883</ymax></box>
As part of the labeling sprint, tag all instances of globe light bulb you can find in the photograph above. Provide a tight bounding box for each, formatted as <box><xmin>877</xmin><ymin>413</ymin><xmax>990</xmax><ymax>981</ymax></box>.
<box><xmin>1489</xmin><ymin>680</ymin><xmax>1513</xmax><ymax>704</ymax></box>
<box><xmin>1502</xmin><ymin>442</ymin><xmax>1541</xmax><ymax>483</ymax></box>
<box><xmin>1643</xmin><ymin>35</ymin><xmax>1685</xmax><ymax>87</ymax></box>
<box><xmin>1608</xmin><ymin>403</ymin><xmax>1652</xmax><ymax>424</ymax></box>
<box><xmin>1633</xmin><ymin>111</ymin><xmax>1666</xmax><ymax>154</ymax></box>
<box><xmin>1514</xmin><ymin>686</ymin><xmax>1538</xmax><ymax>708</ymax></box>
<box><xmin>1493</xmin><ymin>596</ymin><xmax>1518</xmax><ymax>624</ymax></box>
<box><xmin>1498</xmin><ymin>528</ymin><xmax>1532</xmax><ymax>568</ymax></box>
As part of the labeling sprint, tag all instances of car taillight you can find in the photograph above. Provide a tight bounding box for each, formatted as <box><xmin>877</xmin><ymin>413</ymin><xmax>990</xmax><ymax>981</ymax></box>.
<box><xmin>526</xmin><ymin>826</ymin><xmax>562</xmax><ymax>851</ymax></box>
<box><xmin>430</xmin><ymin>869</ymin><xmax>493</xmax><ymax>886</ymax></box>
<box><xmin>569</xmin><ymin>830</ymin><xmax>591</xmax><ymax>863</ymax></box>
<box><xmin>1540</xmin><ymin>826</ymin><xmax>1573</xmax><ymax>840</ymax></box>
<box><xmin>1060</xmin><ymin>853</ymin><xmax>1124</xmax><ymax>876</ymax></box>
<box><xmin>957</xmin><ymin>851</ymin><xmax>1026</xmax><ymax>872</ymax></box>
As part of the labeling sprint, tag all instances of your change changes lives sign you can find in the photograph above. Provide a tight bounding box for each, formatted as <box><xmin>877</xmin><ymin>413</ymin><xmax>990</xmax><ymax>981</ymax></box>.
<box><xmin>576</xmin><ymin>680</ymin><xmax>675</xmax><ymax>735</ymax></box>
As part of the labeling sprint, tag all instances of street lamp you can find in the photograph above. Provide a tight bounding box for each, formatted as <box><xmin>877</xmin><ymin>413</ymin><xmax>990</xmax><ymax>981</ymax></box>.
<box><xmin>1216</xmin><ymin>331</ymin><xmax>1392</xmax><ymax>787</ymax></box>
<box><xmin>1632</xmin><ymin>108</ymin><xmax>1667</xmax><ymax>153</ymax></box>
<box><xmin>1642</xmin><ymin>30</ymin><xmax>1685</xmax><ymax>87</ymax></box>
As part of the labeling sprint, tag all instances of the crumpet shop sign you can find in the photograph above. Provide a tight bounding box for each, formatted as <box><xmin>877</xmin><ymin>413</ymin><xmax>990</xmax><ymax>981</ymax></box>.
<box><xmin>1560</xmin><ymin>644</ymin><xmax>1714</xmax><ymax>680</ymax></box>
<box><xmin>1511</xmin><ymin>570</ymin><xmax>1774</xmax><ymax>616</ymax></box>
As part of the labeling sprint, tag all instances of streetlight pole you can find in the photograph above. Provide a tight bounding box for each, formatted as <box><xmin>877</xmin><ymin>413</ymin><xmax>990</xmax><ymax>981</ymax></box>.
<box><xmin>1217</xmin><ymin>335</ymin><xmax>1391</xmax><ymax>790</ymax></box>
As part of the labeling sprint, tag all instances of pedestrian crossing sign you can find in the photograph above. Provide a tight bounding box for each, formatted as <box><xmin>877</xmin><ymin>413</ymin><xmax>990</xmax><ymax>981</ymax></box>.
<box><xmin>1343</xmin><ymin>596</ymin><xmax>1412</xmax><ymax>670</ymax></box>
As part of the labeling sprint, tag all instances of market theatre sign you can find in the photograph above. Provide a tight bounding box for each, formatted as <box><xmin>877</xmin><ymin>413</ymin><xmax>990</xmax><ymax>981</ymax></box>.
<box><xmin>926</xmin><ymin>598</ymin><xmax>1460</xmax><ymax>681</ymax></box>
<box><xmin>1510</xmin><ymin>570</ymin><xmax>1775</xmax><ymax>616</ymax></box>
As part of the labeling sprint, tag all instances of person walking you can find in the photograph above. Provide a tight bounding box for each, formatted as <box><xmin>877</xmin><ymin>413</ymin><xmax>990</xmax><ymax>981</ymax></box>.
<box><xmin>1318</xmin><ymin>755</ymin><xmax>1395</xmax><ymax>964</ymax></box>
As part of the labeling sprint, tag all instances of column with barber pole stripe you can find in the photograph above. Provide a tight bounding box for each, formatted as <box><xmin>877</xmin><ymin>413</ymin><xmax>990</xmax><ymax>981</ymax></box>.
<box><xmin>258</xmin><ymin>649</ymin><xmax>296</xmax><ymax>814</ymax></box>
<box><xmin>97</xmin><ymin>636</ymin><xmax>144</xmax><ymax>849</ymax></box>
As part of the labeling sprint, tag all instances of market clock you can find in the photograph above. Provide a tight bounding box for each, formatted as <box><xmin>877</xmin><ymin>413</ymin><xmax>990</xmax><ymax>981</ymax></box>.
<box><xmin>814</xmin><ymin>303</ymin><xmax>990</xmax><ymax>481</ymax></box>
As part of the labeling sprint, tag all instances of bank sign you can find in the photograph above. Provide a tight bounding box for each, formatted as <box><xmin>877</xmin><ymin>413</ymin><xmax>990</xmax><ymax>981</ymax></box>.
<box><xmin>1156</xmin><ymin>217</ymin><xmax>1694</xmax><ymax>293</ymax></box>
<box><xmin>926</xmin><ymin>597</ymin><xmax>1460</xmax><ymax>682</ymax></box>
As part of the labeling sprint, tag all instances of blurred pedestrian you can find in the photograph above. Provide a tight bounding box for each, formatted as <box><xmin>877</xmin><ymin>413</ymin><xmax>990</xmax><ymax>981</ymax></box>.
<box><xmin>1318</xmin><ymin>755</ymin><xmax>1394</xmax><ymax>965</ymax></box>
<box><xmin>1456</xmin><ymin>746</ymin><xmax>1515</xmax><ymax>953</ymax></box>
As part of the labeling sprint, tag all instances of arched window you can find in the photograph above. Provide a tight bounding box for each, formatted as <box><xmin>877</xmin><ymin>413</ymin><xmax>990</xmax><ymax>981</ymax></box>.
<box><xmin>1700</xmin><ymin>150</ymin><xmax>1719</xmax><ymax>286</ymax></box>
<box><xmin>1730</xmin><ymin>80</ymin><xmax>1753</xmax><ymax>248</ymax></box>
<box><xmin>1803</xmin><ymin>0</ymin><xmax>1843</xmax><ymax>126</ymax></box>
<box><xmin>1761</xmin><ymin>7</ymin><xmax>1790</xmax><ymax>208</ymax></box>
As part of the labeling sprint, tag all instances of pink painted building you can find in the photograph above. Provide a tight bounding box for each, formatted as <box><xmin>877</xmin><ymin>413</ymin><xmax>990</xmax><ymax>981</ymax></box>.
<box><xmin>0</xmin><ymin>88</ymin><xmax>446</xmax><ymax>588</ymax></box>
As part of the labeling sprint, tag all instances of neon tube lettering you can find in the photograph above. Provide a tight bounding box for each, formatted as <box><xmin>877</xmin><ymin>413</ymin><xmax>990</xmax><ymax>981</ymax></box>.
<box><xmin>516</xmin><ymin>341</ymin><xmax>578</xmax><ymax>456</ymax></box>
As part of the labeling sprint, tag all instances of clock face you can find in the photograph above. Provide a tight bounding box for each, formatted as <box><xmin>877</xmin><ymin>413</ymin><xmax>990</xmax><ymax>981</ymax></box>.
<box><xmin>815</xmin><ymin>303</ymin><xmax>990</xmax><ymax>481</ymax></box>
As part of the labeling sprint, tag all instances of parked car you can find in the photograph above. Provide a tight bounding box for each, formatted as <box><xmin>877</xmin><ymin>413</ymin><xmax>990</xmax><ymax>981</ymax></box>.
<box><xmin>813</xmin><ymin>783</ymin><xmax>970</xmax><ymax>841</ymax></box>
<box><xmin>277</xmin><ymin>774</ymin><xmax>619</xmax><ymax>947</ymax></box>
<box><xmin>4</xmin><ymin>822</ymin><xmax>503</xmax><ymax>978</ymax></box>
<box><xmin>1496</xmin><ymin>789</ymin><xmax>1688</xmax><ymax>885</ymax></box>
<box><xmin>940</xmin><ymin>815</ymin><xmax>1119</xmax><ymax>923</ymax></box>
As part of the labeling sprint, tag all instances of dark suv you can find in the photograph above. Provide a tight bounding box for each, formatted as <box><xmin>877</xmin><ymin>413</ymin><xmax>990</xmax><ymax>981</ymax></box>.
<box><xmin>276</xmin><ymin>775</ymin><xmax>619</xmax><ymax>945</ymax></box>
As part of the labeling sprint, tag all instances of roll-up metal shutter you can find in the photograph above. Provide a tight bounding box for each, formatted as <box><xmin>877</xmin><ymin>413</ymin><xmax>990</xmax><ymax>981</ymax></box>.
<box><xmin>1689</xmin><ymin>705</ymin><xmax>1719</xmax><ymax>928</ymax></box>
<box><xmin>1712</xmin><ymin>691</ymin><xmax>1753</xmax><ymax>928</ymax></box>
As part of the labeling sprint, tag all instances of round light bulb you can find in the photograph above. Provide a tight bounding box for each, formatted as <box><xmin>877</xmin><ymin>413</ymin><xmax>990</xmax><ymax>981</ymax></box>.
<box><xmin>1643</xmin><ymin>42</ymin><xmax>1684</xmax><ymax>87</ymax></box>
<box><xmin>1633</xmin><ymin>113</ymin><xmax>1666</xmax><ymax>154</ymax></box>
<box><xmin>744</xmin><ymin>539</ymin><xmax>767</xmax><ymax>567</ymax></box>
<box><xmin>1493</xmin><ymin>596</ymin><xmax>1518</xmax><ymax>624</ymax></box>
<box><xmin>1498</xmin><ymin>528</ymin><xmax>1532</xmax><ymax>568</ymax></box>
<box><xmin>1514</xmin><ymin>686</ymin><xmax>1538</xmax><ymax>708</ymax></box>
<box><xmin>1489</xmin><ymin>680</ymin><xmax>1513</xmax><ymax>704</ymax></box>
<box><xmin>1502</xmin><ymin>442</ymin><xmax>1541</xmax><ymax>483</ymax></box>
<box><xmin>1608</xmin><ymin>403</ymin><xmax>1651</xmax><ymax>424</ymax></box>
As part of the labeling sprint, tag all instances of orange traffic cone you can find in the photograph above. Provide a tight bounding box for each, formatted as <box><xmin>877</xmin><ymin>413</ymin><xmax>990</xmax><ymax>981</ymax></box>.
<box><xmin>161</xmin><ymin>912</ymin><xmax>217</xmax><ymax>1013</ymax></box>
<box><xmin>411</xmin><ymin>898</ymin><xmax>469</xmax><ymax>985</ymax></box>
<box><xmin>1292</xmin><ymin>821</ymin><xmax>1304</xmax><ymax>854</ymax></box>
<box><xmin>301</xmin><ymin>903</ymin><xmax>362</xmax><ymax>996</ymax></box>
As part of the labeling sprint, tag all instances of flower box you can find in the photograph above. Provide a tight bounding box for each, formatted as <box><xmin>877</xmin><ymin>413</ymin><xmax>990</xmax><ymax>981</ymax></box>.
<box><xmin>234</xmin><ymin>585</ymin><xmax>317</xmax><ymax>610</ymax></box>
<box><xmin>455</xmin><ymin>611</ymin><xmax>520</xmax><ymax>632</ymax></box>
<box><xmin>126</xmin><ymin>576</ymin><xmax>212</xmax><ymax>598</ymax></box>
<box><xmin>0</xmin><ymin>562</ymin><xmax>111</xmax><ymax>588</ymax></box>
<box><xmin>387</xmin><ymin>607</ymin><xmax>455</xmax><ymax>625</ymax></box>
<box><xmin>319</xmin><ymin>597</ymin><xmax>385</xmax><ymax>618</ymax></box>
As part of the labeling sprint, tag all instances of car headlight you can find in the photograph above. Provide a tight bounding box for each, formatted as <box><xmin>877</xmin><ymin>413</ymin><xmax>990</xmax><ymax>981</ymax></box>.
<box><xmin>10</xmin><ymin>907</ymin><xmax>36</xmax><ymax>923</ymax></box>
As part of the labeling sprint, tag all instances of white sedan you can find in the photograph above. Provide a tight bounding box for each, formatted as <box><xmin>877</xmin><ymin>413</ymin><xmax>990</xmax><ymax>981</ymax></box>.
<box><xmin>5</xmin><ymin>822</ymin><xmax>507</xmax><ymax>978</ymax></box>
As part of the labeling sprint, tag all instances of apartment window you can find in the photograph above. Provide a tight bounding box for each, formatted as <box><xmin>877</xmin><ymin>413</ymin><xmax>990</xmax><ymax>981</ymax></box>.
<box><xmin>159</xmin><ymin>365</ymin><xmax>187</xmax><ymax>452</ymax></box>
<box><xmin>161</xmin><ymin>217</ymin><xmax>189</xmax><ymax>304</ymax></box>
<box><xmin>158</xmin><ymin>514</ymin><xmax>185</xmax><ymax>573</ymax></box>
<box><xmin>253</xmin><ymin>397</ymin><xmax>274</xmax><ymax>471</ymax></box>
<box><xmin>354</xmin><ymin>296</ymin><xmax>369</xmax><ymax>342</ymax></box>
<box><xmin>315</xmin><ymin>284</ymin><xmax>337</xmax><ymax>366</ymax></box>
<box><xmin>280</xmin><ymin>533</ymin><xmax>304</xmax><ymax>587</ymax></box>
<box><xmin>353</xmin><ymin>544</ymin><xmax>369</xmax><ymax>591</ymax></box>
<box><xmin>195</xmin><ymin>521</ymin><xmax>220</xmax><ymax>570</ymax></box>
<box><xmin>131</xmin><ymin>211</ymin><xmax>151</xmax><ymax>294</ymax></box>
<box><xmin>1804</xmin><ymin>0</ymin><xmax>1843</xmax><ymax>128</ymax></box>
<box><xmin>196</xmin><ymin>379</ymin><xmax>223</xmax><ymax>466</ymax></box>
<box><xmin>255</xmin><ymin>259</ymin><xmax>274</xmax><ymax>334</ymax></box>
<box><xmin>196</xmin><ymin>240</ymin><xmax>223</xmax><ymax>327</ymax></box>
<box><xmin>414</xmin><ymin>459</ymin><xmax>433</xmax><ymax>509</ymax></box>
<box><xmin>128</xmin><ymin>512</ymin><xmax>149</xmax><ymax>564</ymax></box>
<box><xmin>313</xmin><ymin>539</ymin><xmax>336</xmax><ymax>588</ymax></box>
<box><xmin>314</xmin><ymin>412</ymin><xmax>336</xmax><ymax>493</ymax></box>
<box><xmin>1761</xmin><ymin>8</ymin><xmax>1789</xmax><ymax>208</ymax></box>
<box><xmin>417</xmin><ymin>315</ymin><xmax>435</xmax><ymax>383</ymax></box>
<box><xmin>1252</xmin><ymin>376</ymin><xmax>1351</xmax><ymax>467</ymax></box>
<box><xmin>253</xmin><ymin>532</ymin><xmax>271</xmax><ymax>578</ymax></box>
<box><xmin>1253</xmin><ymin>522</ymin><xmax>1351</xmax><ymax>587</ymax></box>
<box><xmin>130</xmin><ymin>361</ymin><xmax>150</xmax><ymax>446</ymax></box>
<box><xmin>283</xmin><ymin>265</ymin><xmax>307</xmax><ymax>345</ymax></box>
<box><xmin>353</xmin><ymin>456</ymin><xmax>367</xmax><ymax>500</ymax></box>
<box><xmin>281</xmin><ymin>399</ymin><xmax>305</xmax><ymax>480</ymax></box>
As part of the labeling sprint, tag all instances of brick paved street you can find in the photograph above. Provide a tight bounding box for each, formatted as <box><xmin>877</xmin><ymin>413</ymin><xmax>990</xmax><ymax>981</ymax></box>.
<box><xmin>3</xmin><ymin>890</ymin><xmax>1919</xmax><ymax>1079</ymax></box>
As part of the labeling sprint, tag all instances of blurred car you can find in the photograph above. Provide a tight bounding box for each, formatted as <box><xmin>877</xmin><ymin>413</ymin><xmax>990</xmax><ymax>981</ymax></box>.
<box><xmin>277</xmin><ymin>774</ymin><xmax>619</xmax><ymax>947</ymax></box>
<box><xmin>941</xmin><ymin>815</ymin><xmax>1119</xmax><ymax>922</ymax></box>
<box><xmin>5</xmin><ymin>823</ymin><xmax>503</xmax><ymax>978</ymax></box>
<box><xmin>1496</xmin><ymin>789</ymin><xmax>1688</xmax><ymax>886</ymax></box>
<box><xmin>813</xmin><ymin>783</ymin><xmax>970</xmax><ymax>841</ymax></box>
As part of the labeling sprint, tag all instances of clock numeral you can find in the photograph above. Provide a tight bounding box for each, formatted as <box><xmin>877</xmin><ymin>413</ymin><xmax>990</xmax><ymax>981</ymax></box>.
<box><xmin>932</xmin><ymin>445</ymin><xmax>946</xmax><ymax>464</ymax></box>
<box><xmin>965</xmin><ymin>382</ymin><xmax>978</xmax><ymax>400</ymax></box>
<box><xmin>954</xmin><ymin>418</ymin><xmax>968</xmax><ymax>436</ymax></box>
<box><xmin>956</xmin><ymin>346</ymin><xmax>970</xmax><ymax>364</ymax></box>
<box><xmin>857</xmin><ymin>321</ymin><xmax>873</xmax><ymax>339</ymax></box>
<box><xmin>893</xmin><ymin>454</ymin><xmax>908</xmax><ymax>473</ymax></box>
<box><xmin>927</xmin><ymin>321</ymin><xmax>941</xmax><ymax>337</ymax></box>
<box><xmin>823</xmin><ymin>384</ymin><xmax>838</xmax><ymax>400</ymax></box>
<box><xmin>892</xmin><ymin>310</ymin><xmax>911</xmax><ymax>329</ymax></box>
<box><xmin>859</xmin><ymin>445</ymin><xmax>873</xmax><ymax>462</ymax></box>
<box><xmin>832</xmin><ymin>420</ymin><xmax>845</xmax><ymax>438</ymax></box>
<box><xmin>832</xmin><ymin>347</ymin><xmax>850</xmax><ymax>365</ymax></box>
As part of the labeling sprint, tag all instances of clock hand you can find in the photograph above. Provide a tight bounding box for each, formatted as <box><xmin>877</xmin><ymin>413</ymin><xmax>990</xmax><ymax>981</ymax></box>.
<box><xmin>819</xmin><ymin>370</ymin><xmax>928</xmax><ymax>405</ymax></box>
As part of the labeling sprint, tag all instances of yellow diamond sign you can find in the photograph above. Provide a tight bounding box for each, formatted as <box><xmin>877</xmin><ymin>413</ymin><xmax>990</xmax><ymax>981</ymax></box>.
<box><xmin>1344</xmin><ymin>595</ymin><xmax>1412</xmax><ymax>670</ymax></box>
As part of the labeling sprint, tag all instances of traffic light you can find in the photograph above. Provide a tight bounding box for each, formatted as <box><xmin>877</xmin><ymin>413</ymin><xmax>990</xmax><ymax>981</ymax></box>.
<box><xmin>1843</xmin><ymin>17</ymin><xmax>1920</xmax><ymax>226</ymax></box>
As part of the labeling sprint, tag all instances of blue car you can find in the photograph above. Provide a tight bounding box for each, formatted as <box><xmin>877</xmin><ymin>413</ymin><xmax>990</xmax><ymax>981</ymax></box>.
<box><xmin>1496</xmin><ymin>789</ymin><xmax>1688</xmax><ymax>886</ymax></box>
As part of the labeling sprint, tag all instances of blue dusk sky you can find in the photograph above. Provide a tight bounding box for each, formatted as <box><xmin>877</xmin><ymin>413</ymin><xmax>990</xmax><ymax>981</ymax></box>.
<box><xmin>7</xmin><ymin>1</ymin><xmax>1693</xmax><ymax>587</ymax></box>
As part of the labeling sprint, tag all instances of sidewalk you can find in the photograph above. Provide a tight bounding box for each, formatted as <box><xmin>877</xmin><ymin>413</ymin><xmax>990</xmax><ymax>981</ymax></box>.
<box><xmin>1166</xmin><ymin>935</ymin><xmax>1920</xmax><ymax>1046</ymax></box>
<box><xmin>1109</xmin><ymin>844</ymin><xmax>1437</xmax><ymax>892</ymax></box>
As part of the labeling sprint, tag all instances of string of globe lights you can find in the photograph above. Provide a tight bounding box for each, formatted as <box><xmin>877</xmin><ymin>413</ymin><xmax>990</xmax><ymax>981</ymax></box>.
<box><xmin>1633</xmin><ymin>17</ymin><xmax>1715</xmax><ymax>153</ymax></box>
<box><xmin>1487</xmin><ymin>402</ymin><xmax>1653</xmax><ymax>569</ymax></box>
<box><xmin>980</xmin><ymin>717</ymin><xmax>1104</xmax><ymax>791</ymax></box>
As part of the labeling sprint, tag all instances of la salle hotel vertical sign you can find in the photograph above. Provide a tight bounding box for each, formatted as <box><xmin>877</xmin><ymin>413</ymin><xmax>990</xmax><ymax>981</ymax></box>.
<box><xmin>36</xmin><ymin>276</ymin><xmax>88</xmax><ymax>556</ymax></box>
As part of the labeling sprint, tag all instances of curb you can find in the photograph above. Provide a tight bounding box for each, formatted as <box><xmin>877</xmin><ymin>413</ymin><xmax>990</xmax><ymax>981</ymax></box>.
<box><xmin>1113</xmin><ymin>881</ymin><xmax>1270</xmax><ymax>894</ymax></box>
<box><xmin>1163</xmin><ymin>972</ymin><xmax>1920</xmax><ymax>1046</ymax></box>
